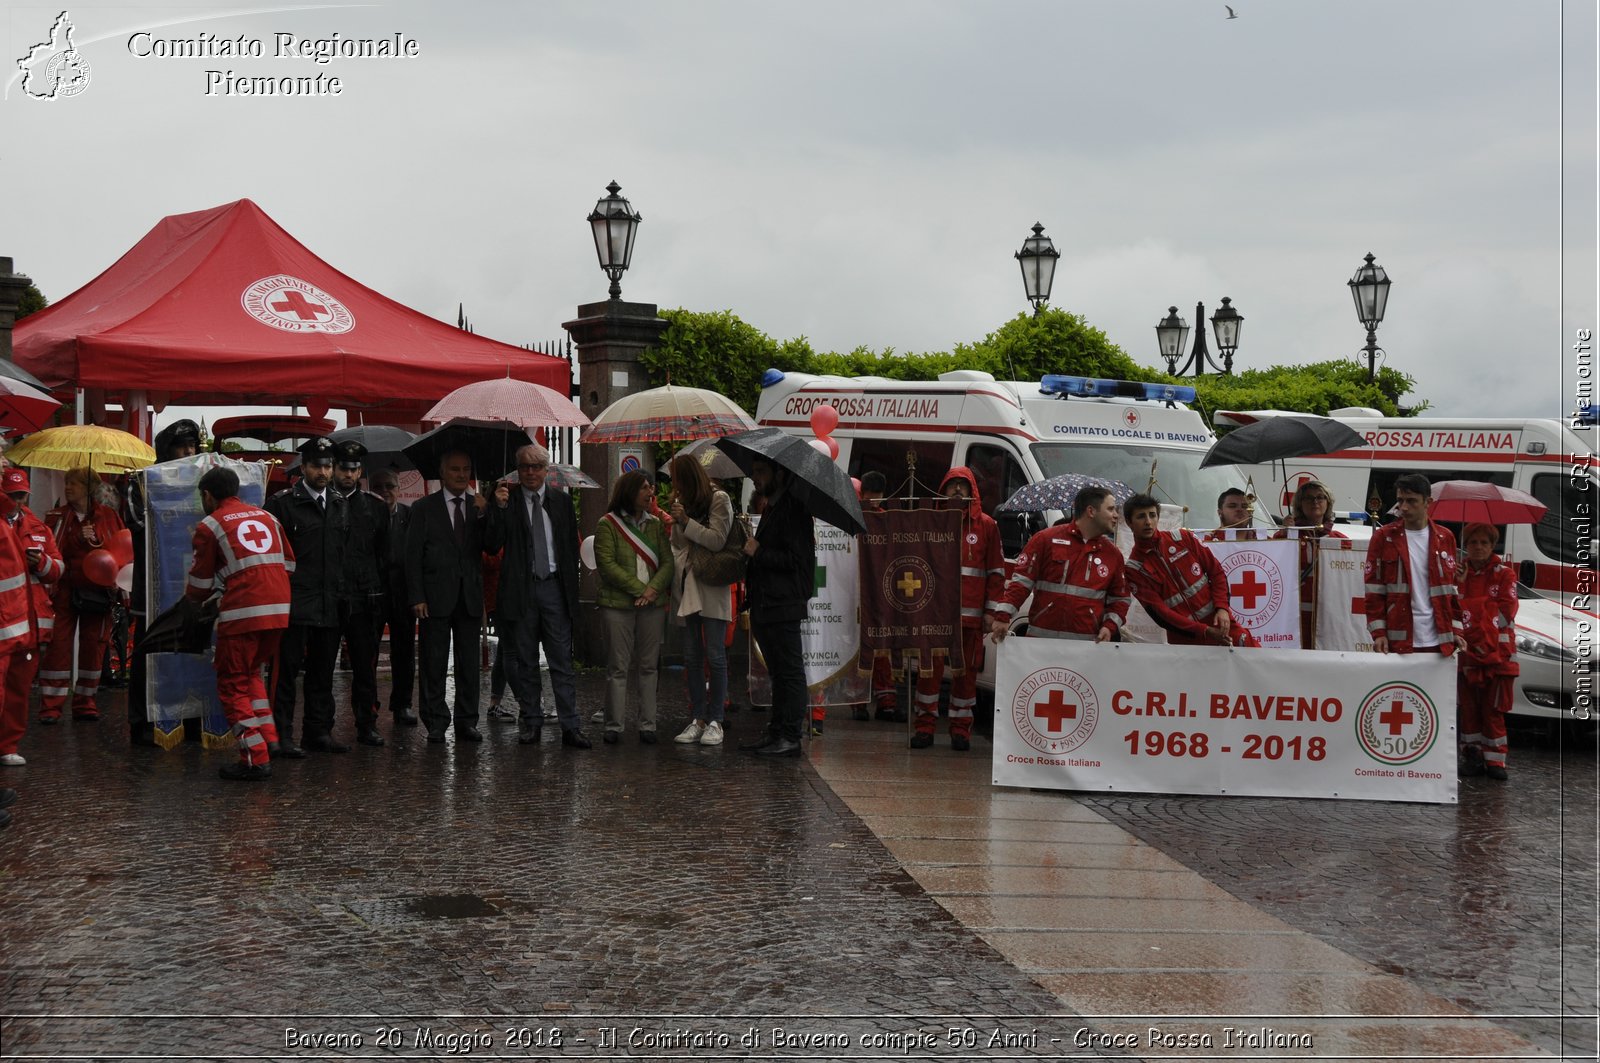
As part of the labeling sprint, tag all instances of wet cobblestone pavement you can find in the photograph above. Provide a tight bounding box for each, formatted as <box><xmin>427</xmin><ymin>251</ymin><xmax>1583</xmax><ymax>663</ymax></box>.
<box><xmin>1078</xmin><ymin>725</ymin><xmax>1598</xmax><ymax>1059</ymax></box>
<box><xmin>0</xmin><ymin>667</ymin><xmax>1108</xmax><ymax>1062</ymax></box>
<box><xmin>0</xmin><ymin>659</ymin><xmax>1594</xmax><ymax>1061</ymax></box>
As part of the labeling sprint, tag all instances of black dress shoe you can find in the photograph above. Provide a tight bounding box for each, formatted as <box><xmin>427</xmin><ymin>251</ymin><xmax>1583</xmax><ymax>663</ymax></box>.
<box><xmin>219</xmin><ymin>761</ymin><xmax>272</xmax><ymax>781</ymax></box>
<box><xmin>639</xmin><ymin>730</ymin><xmax>658</xmax><ymax>745</ymax></box>
<box><xmin>393</xmin><ymin>709</ymin><xmax>419</xmax><ymax>726</ymax></box>
<box><xmin>561</xmin><ymin>728</ymin><xmax>592</xmax><ymax>749</ymax></box>
<box><xmin>303</xmin><ymin>735</ymin><xmax>350</xmax><ymax>753</ymax></box>
<box><xmin>0</xmin><ymin>788</ymin><xmax>17</xmax><ymax>809</ymax></box>
<box><xmin>851</xmin><ymin>706</ymin><xmax>870</xmax><ymax>721</ymax></box>
<box><xmin>753</xmin><ymin>737</ymin><xmax>802</xmax><ymax>758</ymax></box>
<box><xmin>426</xmin><ymin>731</ymin><xmax>447</xmax><ymax>744</ymax></box>
<box><xmin>909</xmin><ymin>732</ymin><xmax>934</xmax><ymax>749</ymax></box>
<box><xmin>131</xmin><ymin>724</ymin><xmax>158</xmax><ymax>747</ymax></box>
<box><xmin>738</xmin><ymin>732</ymin><xmax>782</xmax><ymax>752</ymax></box>
<box><xmin>950</xmin><ymin>734</ymin><xmax>971</xmax><ymax>752</ymax></box>
<box><xmin>356</xmin><ymin>727</ymin><xmax>385</xmax><ymax>747</ymax></box>
<box><xmin>517</xmin><ymin>727</ymin><xmax>542</xmax><ymax>745</ymax></box>
<box><xmin>273</xmin><ymin>742</ymin><xmax>307</xmax><ymax>759</ymax></box>
<box><xmin>603</xmin><ymin>731</ymin><xmax>620</xmax><ymax>745</ymax></box>
<box><xmin>455</xmin><ymin>725</ymin><xmax>484</xmax><ymax>743</ymax></box>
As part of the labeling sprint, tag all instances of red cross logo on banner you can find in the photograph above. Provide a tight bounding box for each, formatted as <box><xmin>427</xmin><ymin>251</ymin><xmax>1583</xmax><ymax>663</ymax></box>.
<box><xmin>1032</xmin><ymin>689</ymin><xmax>1077</xmax><ymax>733</ymax></box>
<box><xmin>1231</xmin><ymin>568</ymin><xmax>1268</xmax><ymax>609</ymax></box>
<box><xmin>1378</xmin><ymin>699</ymin><xmax>1413</xmax><ymax>735</ymax></box>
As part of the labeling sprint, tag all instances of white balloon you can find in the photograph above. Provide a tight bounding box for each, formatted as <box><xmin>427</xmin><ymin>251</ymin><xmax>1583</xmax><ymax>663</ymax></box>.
<box><xmin>580</xmin><ymin>535</ymin><xmax>597</xmax><ymax>571</ymax></box>
<box><xmin>115</xmin><ymin>562</ymin><xmax>134</xmax><ymax>594</ymax></box>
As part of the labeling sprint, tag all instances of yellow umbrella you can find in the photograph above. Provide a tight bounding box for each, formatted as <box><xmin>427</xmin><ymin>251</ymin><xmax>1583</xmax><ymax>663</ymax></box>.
<box><xmin>6</xmin><ymin>424</ymin><xmax>157</xmax><ymax>473</ymax></box>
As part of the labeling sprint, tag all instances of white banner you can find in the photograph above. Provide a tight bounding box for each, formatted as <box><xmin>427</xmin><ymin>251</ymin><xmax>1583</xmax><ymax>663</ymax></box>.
<box><xmin>992</xmin><ymin>639</ymin><xmax>1457</xmax><ymax>804</ymax></box>
<box><xmin>1317</xmin><ymin>537</ymin><xmax>1374</xmax><ymax>651</ymax></box>
<box><xmin>1206</xmin><ymin>538</ymin><xmax>1302</xmax><ymax>649</ymax></box>
<box><xmin>747</xmin><ymin>518</ymin><xmax>867</xmax><ymax>705</ymax></box>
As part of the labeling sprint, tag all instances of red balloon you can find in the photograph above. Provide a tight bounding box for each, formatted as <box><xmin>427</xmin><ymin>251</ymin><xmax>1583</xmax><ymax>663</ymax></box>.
<box><xmin>83</xmin><ymin>549</ymin><xmax>119</xmax><ymax>588</ymax></box>
<box><xmin>825</xmin><ymin>436</ymin><xmax>840</xmax><ymax>460</ymax></box>
<box><xmin>110</xmin><ymin>528</ymin><xmax>135</xmax><ymax>567</ymax></box>
<box><xmin>809</xmin><ymin>403</ymin><xmax>840</xmax><ymax>438</ymax></box>
<box><xmin>305</xmin><ymin>398</ymin><xmax>330</xmax><ymax>422</ymax></box>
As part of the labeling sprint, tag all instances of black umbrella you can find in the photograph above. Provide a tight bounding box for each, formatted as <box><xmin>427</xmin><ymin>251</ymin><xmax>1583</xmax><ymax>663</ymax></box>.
<box><xmin>402</xmin><ymin>417</ymin><xmax>532</xmax><ymax>481</ymax></box>
<box><xmin>330</xmin><ymin>424</ymin><xmax>417</xmax><ymax>471</ymax></box>
<box><xmin>715</xmin><ymin>427</ymin><xmax>866</xmax><ymax>535</ymax></box>
<box><xmin>1200</xmin><ymin>415</ymin><xmax>1369</xmax><ymax>468</ymax></box>
<box><xmin>136</xmin><ymin>596</ymin><xmax>215</xmax><ymax>656</ymax></box>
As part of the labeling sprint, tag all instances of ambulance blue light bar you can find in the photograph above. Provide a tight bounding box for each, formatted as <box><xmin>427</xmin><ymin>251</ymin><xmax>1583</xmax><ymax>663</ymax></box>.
<box><xmin>1039</xmin><ymin>375</ymin><xmax>1196</xmax><ymax>403</ymax></box>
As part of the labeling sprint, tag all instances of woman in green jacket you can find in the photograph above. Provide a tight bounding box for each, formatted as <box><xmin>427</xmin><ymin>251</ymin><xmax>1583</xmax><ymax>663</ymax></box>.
<box><xmin>594</xmin><ymin>470</ymin><xmax>674</xmax><ymax>743</ymax></box>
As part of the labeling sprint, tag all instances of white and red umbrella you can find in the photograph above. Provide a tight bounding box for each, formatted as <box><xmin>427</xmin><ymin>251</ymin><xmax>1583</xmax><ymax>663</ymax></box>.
<box><xmin>0</xmin><ymin>377</ymin><xmax>61</xmax><ymax>435</ymax></box>
<box><xmin>583</xmin><ymin>384</ymin><xmax>756</xmax><ymax>444</ymax></box>
<box><xmin>424</xmin><ymin>377</ymin><xmax>589</xmax><ymax>432</ymax></box>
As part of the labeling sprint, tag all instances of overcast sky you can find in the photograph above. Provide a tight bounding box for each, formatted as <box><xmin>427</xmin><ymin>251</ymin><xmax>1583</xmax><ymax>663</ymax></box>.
<box><xmin>2</xmin><ymin>0</ymin><xmax>1594</xmax><ymax>428</ymax></box>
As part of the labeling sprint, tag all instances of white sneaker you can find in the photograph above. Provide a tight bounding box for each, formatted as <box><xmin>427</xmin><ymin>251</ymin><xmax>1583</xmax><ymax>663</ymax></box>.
<box><xmin>591</xmin><ymin>710</ymin><xmax>605</xmax><ymax>723</ymax></box>
<box><xmin>674</xmin><ymin>721</ymin><xmax>705</xmax><ymax>744</ymax></box>
<box><xmin>0</xmin><ymin>753</ymin><xmax>24</xmax><ymax>766</ymax></box>
<box><xmin>699</xmin><ymin>721</ymin><xmax>724</xmax><ymax>747</ymax></box>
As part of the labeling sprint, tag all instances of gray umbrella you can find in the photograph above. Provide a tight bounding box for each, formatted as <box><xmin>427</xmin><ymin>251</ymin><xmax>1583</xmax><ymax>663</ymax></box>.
<box><xmin>714</xmin><ymin>427</ymin><xmax>865</xmax><ymax>535</ymax></box>
<box><xmin>677</xmin><ymin>435</ymin><xmax>746</xmax><ymax>480</ymax></box>
<box><xmin>330</xmin><ymin>424</ymin><xmax>417</xmax><ymax>471</ymax></box>
<box><xmin>0</xmin><ymin>360</ymin><xmax>51</xmax><ymax>391</ymax></box>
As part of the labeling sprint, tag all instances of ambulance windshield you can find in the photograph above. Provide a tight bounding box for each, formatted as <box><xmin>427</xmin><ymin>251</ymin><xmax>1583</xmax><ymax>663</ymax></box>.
<box><xmin>1032</xmin><ymin>442</ymin><xmax>1262</xmax><ymax>528</ymax></box>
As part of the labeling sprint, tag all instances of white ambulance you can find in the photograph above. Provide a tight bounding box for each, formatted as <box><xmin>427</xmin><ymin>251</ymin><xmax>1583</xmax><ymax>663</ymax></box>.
<box><xmin>755</xmin><ymin>369</ymin><xmax>1259</xmax><ymax>555</ymax></box>
<box><xmin>1218</xmin><ymin>408</ymin><xmax>1598</xmax><ymax>605</ymax></box>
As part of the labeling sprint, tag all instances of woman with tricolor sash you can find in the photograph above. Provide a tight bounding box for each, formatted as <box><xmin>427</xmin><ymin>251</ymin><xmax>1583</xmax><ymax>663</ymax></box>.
<box><xmin>594</xmin><ymin>470</ymin><xmax>673</xmax><ymax>745</ymax></box>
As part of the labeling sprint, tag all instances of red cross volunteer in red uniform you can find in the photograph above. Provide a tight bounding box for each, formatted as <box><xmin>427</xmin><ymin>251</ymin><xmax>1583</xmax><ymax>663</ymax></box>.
<box><xmin>40</xmin><ymin>467</ymin><xmax>126</xmax><ymax>722</ymax></box>
<box><xmin>1123</xmin><ymin>493</ymin><xmax>1258</xmax><ymax>648</ymax></box>
<box><xmin>0</xmin><ymin>469</ymin><xmax>63</xmax><ymax>768</ymax></box>
<box><xmin>1455</xmin><ymin>522</ymin><xmax>1517</xmax><ymax>781</ymax></box>
<box><xmin>1363</xmin><ymin>473</ymin><xmax>1464</xmax><ymax>656</ymax></box>
<box><xmin>992</xmin><ymin>484</ymin><xmax>1131</xmax><ymax>644</ymax></box>
<box><xmin>187</xmin><ymin>466</ymin><xmax>294</xmax><ymax>781</ymax></box>
<box><xmin>911</xmin><ymin>468</ymin><xmax>1004</xmax><ymax>751</ymax></box>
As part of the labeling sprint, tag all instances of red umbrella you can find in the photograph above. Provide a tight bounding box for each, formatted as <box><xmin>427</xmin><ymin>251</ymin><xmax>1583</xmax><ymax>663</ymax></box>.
<box><xmin>1428</xmin><ymin>480</ymin><xmax>1547</xmax><ymax>525</ymax></box>
<box><xmin>424</xmin><ymin>377</ymin><xmax>589</xmax><ymax>431</ymax></box>
<box><xmin>0</xmin><ymin>377</ymin><xmax>61</xmax><ymax>434</ymax></box>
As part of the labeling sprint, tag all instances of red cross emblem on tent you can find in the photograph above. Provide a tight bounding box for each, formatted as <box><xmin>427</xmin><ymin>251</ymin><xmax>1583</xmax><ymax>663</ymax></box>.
<box><xmin>242</xmin><ymin>275</ymin><xmax>355</xmax><ymax>335</ymax></box>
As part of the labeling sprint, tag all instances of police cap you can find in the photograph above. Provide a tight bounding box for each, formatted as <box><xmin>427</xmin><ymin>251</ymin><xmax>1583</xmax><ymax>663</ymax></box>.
<box><xmin>333</xmin><ymin>439</ymin><xmax>368</xmax><ymax>469</ymax></box>
<box><xmin>298</xmin><ymin>436</ymin><xmax>337</xmax><ymax>465</ymax></box>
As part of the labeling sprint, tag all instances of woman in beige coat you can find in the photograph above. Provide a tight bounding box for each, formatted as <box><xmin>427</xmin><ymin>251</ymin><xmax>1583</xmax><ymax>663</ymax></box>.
<box><xmin>668</xmin><ymin>455</ymin><xmax>737</xmax><ymax>747</ymax></box>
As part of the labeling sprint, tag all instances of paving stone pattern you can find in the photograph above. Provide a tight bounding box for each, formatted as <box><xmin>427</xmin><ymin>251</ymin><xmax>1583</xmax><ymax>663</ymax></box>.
<box><xmin>0</xmin><ymin>670</ymin><xmax>1116</xmax><ymax>1062</ymax></box>
<box><xmin>1079</xmin><ymin>731</ymin><xmax>1599</xmax><ymax>1059</ymax></box>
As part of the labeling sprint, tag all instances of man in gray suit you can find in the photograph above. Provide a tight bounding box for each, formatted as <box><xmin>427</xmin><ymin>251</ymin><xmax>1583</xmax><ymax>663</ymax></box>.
<box><xmin>404</xmin><ymin>450</ymin><xmax>502</xmax><ymax>744</ymax></box>
<box><xmin>489</xmin><ymin>443</ymin><xmax>589</xmax><ymax>749</ymax></box>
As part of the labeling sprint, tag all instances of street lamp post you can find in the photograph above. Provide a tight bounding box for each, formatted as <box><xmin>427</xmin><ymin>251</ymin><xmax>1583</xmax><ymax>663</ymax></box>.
<box><xmin>1348</xmin><ymin>252</ymin><xmax>1391</xmax><ymax>382</ymax></box>
<box><xmin>588</xmin><ymin>180</ymin><xmax>642</xmax><ymax>300</ymax></box>
<box><xmin>1155</xmin><ymin>297</ymin><xmax>1244</xmax><ymax>376</ymax></box>
<box><xmin>1015</xmin><ymin>223</ymin><xmax>1059</xmax><ymax>315</ymax></box>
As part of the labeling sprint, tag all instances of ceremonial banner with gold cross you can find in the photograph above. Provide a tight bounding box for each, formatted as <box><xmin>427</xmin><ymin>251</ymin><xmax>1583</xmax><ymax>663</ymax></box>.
<box><xmin>856</xmin><ymin>507</ymin><xmax>963</xmax><ymax>678</ymax></box>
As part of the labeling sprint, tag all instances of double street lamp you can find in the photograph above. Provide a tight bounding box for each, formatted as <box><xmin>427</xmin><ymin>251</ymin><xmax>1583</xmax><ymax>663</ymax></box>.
<box><xmin>588</xmin><ymin>180</ymin><xmax>642</xmax><ymax>300</ymax></box>
<box><xmin>1156</xmin><ymin>297</ymin><xmax>1243</xmax><ymax>376</ymax></box>
<box><xmin>1348</xmin><ymin>251</ymin><xmax>1392</xmax><ymax>382</ymax></box>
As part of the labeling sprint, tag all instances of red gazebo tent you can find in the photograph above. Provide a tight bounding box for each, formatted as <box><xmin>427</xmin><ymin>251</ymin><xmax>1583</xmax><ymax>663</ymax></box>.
<box><xmin>14</xmin><ymin>198</ymin><xmax>569</xmax><ymax>424</ymax></box>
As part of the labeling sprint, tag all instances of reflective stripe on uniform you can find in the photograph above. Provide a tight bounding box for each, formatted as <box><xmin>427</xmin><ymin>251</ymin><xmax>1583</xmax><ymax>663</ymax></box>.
<box><xmin>219</xmin><ymin>603</ymin><xmax>290</xmax><ymax>624</ymax></box>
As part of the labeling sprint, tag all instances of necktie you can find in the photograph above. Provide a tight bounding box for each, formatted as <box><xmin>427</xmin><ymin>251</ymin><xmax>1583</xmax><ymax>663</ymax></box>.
<box><xmin>317</xmin><ymin>494</ymin><xmax>325</xmax><ymax>512</ymax></box>
<box><xmin>531</xmin><ymin>492</ymin><xmax>549</xmax><ymax>578</ymax></box>
<box><xmin>453</xmin><ymin>496</ymin><xmax>466</xmax><ymax>547</ymax></box>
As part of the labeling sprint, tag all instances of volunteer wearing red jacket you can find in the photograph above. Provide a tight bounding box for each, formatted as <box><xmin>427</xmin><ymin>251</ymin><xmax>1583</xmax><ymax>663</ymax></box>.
<box><xmin>1363</xmin><ymin>472</ymin><xmax>1464</xmax><ymax>656</ymax></box>
<box><xmin>187</xmin><ymin>466</ymin><xmax>294</xmax><ymax>781</ymax></box>
<box><xmin>992</xmin><ymin>484</ymin><xmax>1131</xmax><ymax>644</ymax></box>
<box><xmin>911</xmin><ymin>468</ymin><xmax>1004</xmax><ymax>752</ymax></box>
<box><xmin>40</xmin><ymin>467</ymin><xmax>126</xmax><ymax>723</ymax></box>
<box><xmin>0</xmin><ymin>469</ymin><xmax>63</xmax><ymax>767</ymax></box>
<box><xmin>1123</xmin><ymin>493</ymin><xmax>1258</xmax><ymax>648</ymax></box>
<box><xmin>1455</xmin><ymin>522</ymin><xmax>1518</xmax><ymax>781</ymax></box>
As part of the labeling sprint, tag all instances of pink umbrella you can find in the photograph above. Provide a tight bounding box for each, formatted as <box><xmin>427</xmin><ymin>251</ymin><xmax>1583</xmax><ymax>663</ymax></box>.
<box><xmin>424</xmin><ymin>377</ymin><xmax>589</xmax><ymax>431</ymax></box>
<box><xmin>1428</xmin><ymin>480</ymin><xmax>1548</xmax><ymax>525</ymax></box>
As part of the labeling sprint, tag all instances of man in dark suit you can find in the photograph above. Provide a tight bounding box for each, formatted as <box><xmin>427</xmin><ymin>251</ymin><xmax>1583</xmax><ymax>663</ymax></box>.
<box><xmin>488</xmin><ymin>443</ymin><xmax>589</xmax><ymax>749</ymax></box>
<box><xmin>738</xmin><ymin>458</ymin><xmax>816</xmax><ymax>758</ymax></box>
<box><xmin>368</xmin><ymin>468</ymin><xmax>416</xmax><ymax>727</ymax></box>
<box><xmin>264</xmin><ymin>437</ymin><xmax>349</xmax><ymax>755</ymax></box>
<box><xmin>331</xmin><ymin>440</ymin><xmax>388</xmax><ymax>747</ymax></box>
<box><xmin>405</xmin><ymin>449</ymin><xmax>502</xmax><ymax>743</ymax></box>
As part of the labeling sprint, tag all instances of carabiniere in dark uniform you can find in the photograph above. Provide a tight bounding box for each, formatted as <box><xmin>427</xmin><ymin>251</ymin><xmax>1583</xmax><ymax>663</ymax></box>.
<box><xmin>331</xmin><ymin>439</ymin><xmax>390</xmax><ymax>747</ymax></box>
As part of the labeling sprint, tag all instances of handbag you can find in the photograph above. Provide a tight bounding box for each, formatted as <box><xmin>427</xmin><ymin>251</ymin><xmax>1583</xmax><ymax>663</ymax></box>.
<box><xmin>689</xmin><ymin>514</ymin><xmax>749</xmax><ymax>587</ymax></box>
<box><xmin>71</xmin><ymin>585</ymin><xmax>113</xmax><ymax>615</ymax></box>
